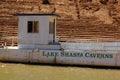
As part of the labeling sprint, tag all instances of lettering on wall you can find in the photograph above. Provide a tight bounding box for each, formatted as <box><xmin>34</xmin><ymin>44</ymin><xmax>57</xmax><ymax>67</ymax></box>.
<box><xmin>42</xmin><ymin>51</ymin><xmax>113</xmax><ymax>59</ymax></box>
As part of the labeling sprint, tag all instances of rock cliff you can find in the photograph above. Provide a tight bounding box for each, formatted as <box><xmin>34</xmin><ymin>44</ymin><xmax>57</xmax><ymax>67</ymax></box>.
<box><xmin>0</xmin><ymin>0</ymin><xmax>120</xmax><ymax>46</ymax></box>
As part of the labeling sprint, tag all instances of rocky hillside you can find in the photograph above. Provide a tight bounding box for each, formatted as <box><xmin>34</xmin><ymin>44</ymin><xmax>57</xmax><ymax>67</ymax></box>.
<box><xmin>0</xmin><ymin>0</ymin><xmax>120</xmax><ymax>46</ymax></box>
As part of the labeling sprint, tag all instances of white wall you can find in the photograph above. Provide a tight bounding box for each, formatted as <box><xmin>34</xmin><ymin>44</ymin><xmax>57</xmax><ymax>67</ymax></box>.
<box><xmin>18</xmin><ymin>16</ymin><xmax>49</xmax><ymax>49</ymax></box>
<box><xmin>60</xmin><ymin>42</ymin><xmax>120</xmax><ymax>53</ymax></box>
<box><xmin>0</xmin><ymin>49</ymin><xmax>119</xmax><ymax>66</ymax></box>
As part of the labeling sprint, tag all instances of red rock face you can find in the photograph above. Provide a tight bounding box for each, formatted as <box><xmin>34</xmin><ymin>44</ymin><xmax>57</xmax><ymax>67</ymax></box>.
<box><xmin>0</xmin><ymin>0</ymin><xmax>120</xmax><ymax>46</ymax></box>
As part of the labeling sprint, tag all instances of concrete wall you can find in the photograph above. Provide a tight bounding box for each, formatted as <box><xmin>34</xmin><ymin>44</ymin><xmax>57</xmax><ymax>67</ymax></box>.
<box><xmin>60</xmin><ymin>42</ymin><xmax>120</xmax><ymax>53</ymax></box>
<box><xmin>0</xmin><ymin>49</ymin><xmax>119</xmax><ymax>67</ymax></box>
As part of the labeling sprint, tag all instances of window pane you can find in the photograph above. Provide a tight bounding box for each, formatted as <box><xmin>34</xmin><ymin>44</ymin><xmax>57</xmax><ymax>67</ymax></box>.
<box><xmin>27</xmin><ymin>21</ymin><xmax>39</xmax><ymax>33</ymax></box>
<box><xmin>28</xmin><ymin>21</ymin><xmax>33</xmax><ymax>33</ymax></box>
<box><xmin>34</xmin><ymin>21</ymin><xmax>39</xmax><ymax>33</ymax></box>
<box><xmin>49</xmin><ymin>22</ymin><xmax>53</xmax><ymax>34</ymax></box>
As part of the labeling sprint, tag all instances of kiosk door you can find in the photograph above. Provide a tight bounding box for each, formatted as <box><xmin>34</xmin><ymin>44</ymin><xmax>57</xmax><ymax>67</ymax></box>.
<box><xmin>49</xmin><ymin>19</ymin><xmax>55</xmax><ymax>44</ymax></box>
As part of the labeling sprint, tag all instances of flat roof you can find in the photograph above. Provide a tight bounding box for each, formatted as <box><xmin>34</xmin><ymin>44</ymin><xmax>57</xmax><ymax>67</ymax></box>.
<box><xmin>14</xmin><ymin>13</ymin><xmax>58</xmax><ymax>16</ymax></box>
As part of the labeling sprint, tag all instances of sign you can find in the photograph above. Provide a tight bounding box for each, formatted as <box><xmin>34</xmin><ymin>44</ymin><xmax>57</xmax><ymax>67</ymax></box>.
<box><xmin>42</xmin><ymin>51</ymin><xmax>113</xmax><ymax>59</ymax></box>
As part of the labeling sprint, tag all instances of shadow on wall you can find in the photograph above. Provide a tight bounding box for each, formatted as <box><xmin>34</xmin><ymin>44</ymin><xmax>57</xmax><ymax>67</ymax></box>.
<box><xmin>42</xmin><ymin>0</ymin><xmax>50</xmax><ymax>4</ymax></box>
<box><xmin>99</xmin><ymin>0</ymin><xmax>118</xmax><ymax>5</ymax></box>
<box><xmin>80</xmin><ymin>0</ymin><xmax>92</xmax><ymax>2</ymax></box>
<box><xmin>80</xmin><ymin>0</ymin><xmax>118</xmax><ymax>4</ymax></box>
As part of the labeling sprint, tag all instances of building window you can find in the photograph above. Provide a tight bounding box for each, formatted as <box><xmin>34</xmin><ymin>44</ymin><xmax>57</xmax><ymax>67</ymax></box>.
<box><xmin>49</xmin><ymin>19</ymin><xmax>55</xmax><ymax>34</ymax></box>
<box><xmin>28</xmin><ymin>21</ymin><xmax>39</xmax><ymax>33</ymax></box>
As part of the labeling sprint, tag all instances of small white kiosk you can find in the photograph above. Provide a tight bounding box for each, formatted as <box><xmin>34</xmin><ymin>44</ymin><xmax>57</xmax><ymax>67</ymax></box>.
<box><xmin>14</xmin><ymin>14</ymin><xmax>60</xmax><ymax>50</ymax></box>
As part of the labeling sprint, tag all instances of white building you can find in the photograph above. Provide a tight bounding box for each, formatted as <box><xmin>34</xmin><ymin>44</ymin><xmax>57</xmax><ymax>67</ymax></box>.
<box><xmin>14</xmin><ymin>14</ymin><xmax>60</xmax><ymax>50</ymax></box>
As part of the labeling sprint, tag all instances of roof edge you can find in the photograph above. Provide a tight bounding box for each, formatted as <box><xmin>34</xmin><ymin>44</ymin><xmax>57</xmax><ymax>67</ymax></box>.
<box><xmin>13</xmin><ymin>13</ymin><xmax>58</xmax><ymax>16</ymax></box>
